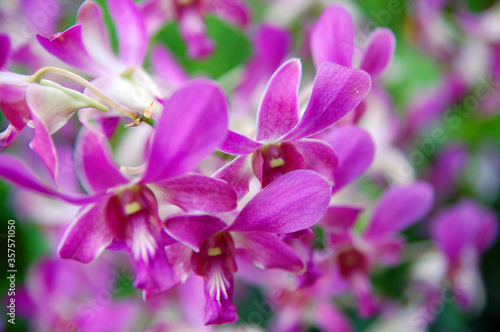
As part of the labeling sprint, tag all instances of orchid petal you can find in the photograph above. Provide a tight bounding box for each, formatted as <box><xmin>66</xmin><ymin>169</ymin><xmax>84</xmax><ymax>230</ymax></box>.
<box><xmin>75</xmin><ymin>128</ymin><xmax>129</xmax><ymax>194</ymax></box>
<box><xmin>134</xmin><ymin>249</ymin><xmax>178</xmax><ymax>297</ymax></box>
<box><xmin>311</xmin><ymin>5</ymin><xmax>354</xmax><ymax>68</ymax></box>
<box><xmin>107</xmin><ymin>0</ymin><xmax>148</xmax><ymax>66</ymax></box>
<box><xmin>58</xmin><ymin>202</ymin><xmax>113</xmax><ymax>263</ymax></box>
<box><xmin>77</xmin><ymin>1</ymin><xmax>123</xmax><ymax>73</ymax></box>
<box><xmin>294</xmin><ymin>138</ymin><xmax>338</xmax><ymax>184</ymax></box>
<box><xmin>228</xmin><ymin>170</ymin><xmax>331</xmax><ymax>233</ymax></box>
<box><xmin>255</xmin><ymin>59</ymin><xmax>301</xmax><ymax>142</ymax></box>
<box><xmin>150</xmin><ymin>173</ymin><xmax>237</xmax><ymax>213</ymax></box>
<box><xmin>359</xmin><ymin>28</ymin><xmax>396</xmax><ymax>78</ymax></box>
<box><xmin>164</xmin><ymin>215</ymin><xmax>228</xmax><ymax>252</ymax></box>
<box><xmin>142</xmin><ymin>80</ymin><xmax>229</xmax><ymax>183</ymax></box>
<box><xmin>0</xmin><ymin>72</ymin><xmax>31</xmax><ymax>130</ymax></box>
<box><xmin>235</xmin><ymin>232</ymin><xmax>304</xmax><ymax>272</ymax></box>
<box><xmin>283</xmin><ymin>63</ymin><xmax>371</xmax><ymax>141</ymax></box>
<box><xmin>213</xmin><ymin>155</ymin><xmax>253</xmax><ymax>201</ymax></box>
<box><xmin>29</xmin><ymin>112</ymin><xmax>59</xmax><ymax>185</ymax></box>
<box><xmin>36</xmin><ymin>25</ymin><xmax>105</xmax><ymax>76</ymax></box>
<box><xmin>0</xmin><ymin>34</ymin><xmax>10</xmax><ymax>68</ymax></box>
<box><xmin>364</xmin><ymin>182</ymin><xmax>434</xmax><ymax>239</ymax></box>
<box><xmin>218</xmin><ymin>130</ymin><xmax>261</xmax><ymax>155</ymax></box>
<box><xmin>179</xmin><ymin>8</ymin><xmax>214</xmax><ymax>59</ymax></box>
<box><xmin>0</xmin><ymin>125</ymin><xmax>19</xmax><ymax>151</ymax></box>
<box><xmin>324</xmin><ymin>126</ymin><xmax>375</xmax><ymax>192</ymax></box>
<box><xmin>314</xmin><ymin>301</ymin><xmax>352</xmax><ymax>332</ymax></box>
<box><xmin>210</xmin><ymin>0</ymin><xmax>251</xmax><ymax>27</ymax></box>
<box><xmin>151</xmin><ymin>44</ymin><xmax>188</xmax><ymax>86</ymax></box>
<box><xmin>0</xmin><ymin>155</ymin><xmax>99</xmax><ymax>204</ymax></box>
<box><xmin>320</xmin><ymin>206</ymin><xmax>363</xmax><ymax>232</ymax></box>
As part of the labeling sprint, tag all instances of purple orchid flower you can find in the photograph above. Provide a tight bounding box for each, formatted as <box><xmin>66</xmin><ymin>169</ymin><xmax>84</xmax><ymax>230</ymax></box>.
<box><xmin>219</xmin><ymin>58</ymin><xmax>371</xmax><ymax>188</ymax></box>
<box><xmin>321</xmin><ymin>182</ymin><xmax>434</xmax><ymax>317</ymax></box>
<box><xmin>431</xmin><ymin>199</ymin><xmax>498</xmax><ymax>309</ymax></box>
<box><xmin>38</xmin><ymin>0</ymin><xmax>148</xmax><ymax>77</ymax></box>
<box><xmin>0</xmin><ymin>81</ymin><xmax>237</xmax><ymax>297</ymax></box>
<box><xmin>310</xmin><ymin>5</ymin><xmax>395</xmax><ymax>124</ymax></box>
<box><xmin>18</xmin><ymin>256</ymin><xmax>139</xmax><ymax>332</ymax></box>
<box><xmin>140</xmin><ymin>0</ymin><xmax>251</xmax><ymax>59</ymax></box>
<box><xmin>163</xmin><ymin>170</ymin><xmax>332</xmax><ymax>325</ymax></box>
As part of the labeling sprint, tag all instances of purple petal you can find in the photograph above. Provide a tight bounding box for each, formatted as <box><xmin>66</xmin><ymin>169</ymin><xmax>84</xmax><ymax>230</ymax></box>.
<box><xmin>77</xmin><ymin>1</ymin><xmax>123</xmax><ymax>73</ymax></box>
<box><xmin>0</xmin><ymin>125</ymin><xmax>20</xmax><ymax>151</ymax></box>
<box><xmin>351</xmin><ymin>273</ymin><xmax>377</xmax><ymax>317</ymax></box>
<box><xmin>134</xmin><ymin>249</ymin><xmax>178</xmax><ymax>297</ymax></box>
<box><xmin>0</xmin><ymin>155</ymin><xmax>98</xmax><ymax>204</ymax></box>
<box><xmin>363</xmin><ymin>182</ymin><xmax>434</xmax><ymax>239</ymax></box>
<box><xmin>255</xmin><ymin>59</ymin><xmax>301</xmax><ymax>142</ymax></box>
<box><xmin>431</xmin><ymin>200</ymin><xmax>498</xmax><ymax>262</ymax></box>
<box><xmin>151</xmin><ymin>44</ymin><xmax>188</xmax><ymax>86</ymax></box>
<box><xmin>210</xmin><ymin>0</ymin><xmax>251</xmax><ymax>27</ymax></box>
<box><xmin>213</xmin><ymin>155</ymin><xmax>253</xmax><ymax>201</ymax></box>
<box><xmin>324</xmin><ymin>126</ymin><xmax>375</xmax><ymax>192</ymax></box>
<box><xmin>232</xmin><ymin>24</ymin><xmax>290</xmax><ymax>114</ymax></box>
<box><xmin>293</xmin><ymin>138</ymin><xmax>338</xmax><ymax>183</ymax></box>
<box><xmin>283</xmin><ymin>62</ymin><xmax>371</xmax><ymax>141</ymax></box>
<box><xmin>107</xmin><ymin>0</ymin><xmax>148</xmax><ymax>66</ymax></box>
<box><xmin>142</xmin><ymin>80</ymin><xmax>229</xmax><ymax>183</ymax></box>
<box><xmin>164</xmin><ymin>215</ymin><xmax>228</xmax><ymax>252</ymax></box>
<box><xmin>165</xmin><ymin>243</ymin><xmax>193</xmax><ymax>284</ymax></box>
<box><xmin>370</xmin><ymin>237</ymin><xmax>405</xmax><ymax>265</ymax></box>
<box><xmin>150</xmin><ymin>173</ymin><xmax>237</xmax><ymax>213</ymax></box>
<box><xmin>0</xmin><ymin>72</ymin><xmax>31</xmax><ymax>130</ymax></box>
<box><xmin>236</xmin><ymin>232</ymin><xmax>304</xmax><ymax>272</ymax></box>
<box><xmin>58</xmin><ymin>202</ymin><xmax>113</xmax><ymax>263</ymax></box>
<box><xmin>29</xmin><ymin>113</ymin><xmax>59</xmax><ymax>185</ymax></box>
<box><xmin>75</xmin><ymin>128</ymin><xmax>129</xmax><ymax>194</ymax></box>
<box><xmin>228</xmin><ymin>170</ymin><xmax>331</xmax><ymax>233</ymax></box>
<box><xmin>320</xmin><ymin>206</ymin><xmax>362</xmax><ymax>232</ymax></box>
<box><xmin>36</xmin><ymin>25</ymin><xmax>105</xmax><ymax>76</ymax></box>
<box><xmin>218</xmin><ymin>130</ymin><xmax>262</xmax><ymax>155</ymax></box>
<box><xmin>313</xmin><ymin>301</ymin><xmax>352</xmax><ymax>332</ymax></box>
<box><xmin>359</xmin><ymin>28</ymin><xmax>396</xmax><ymax>78</ymax></box>
<box><xmin>179</xmin><ymin>8</ymin><xmax>214</xmax><ymax>59</ymax></box>
<box><xmin>0</xmin><ymin>34</ymin><xmax>10</xmax><ymax>68</ymax></box>
<box><xmin>310</xmin><ymin>5</ymin><xmax>354</xmax><ymax>68</ymax></box>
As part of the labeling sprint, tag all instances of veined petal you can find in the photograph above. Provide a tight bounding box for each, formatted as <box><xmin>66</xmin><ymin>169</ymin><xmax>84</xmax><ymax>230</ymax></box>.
<box><xmin>77</xmin><ymin>0</ymin><xmax>123</xmax><ymax>73</ymax></box>
<box><xmin>36</xmin><ymin>25</ymin><xmax>106</xmax><ymax>76</ymax></box>
<box><xmin>311</xmin><ymin>5</ymin><xmax>354</xmax><ymax>68</ymax></box>
<box><xmin>75</xmin><ymin>128</ymin><xmax>129</xmax><ymax>194</ymax></box>
<box><xmin>164</xmin><ymin>215</ymin><xmax>228</xmax><ymax>252</ymax></box>
<box><xmin>255</xmin><ymin>59</ymin><xmax>301</xmax><ymax>142</ymax></box>
<box><xmin>364</xmin><ymin>182</ymin><xmax>434</xmax><ymax>239</ymax></box>
<box><xmin>324</xmin><ymin>126</ymin><xmax>375</xmax><ymax>193</ymax></box>
<box><xmin>255</xmin><ymin>142</ymin><xmax>306</xmax><ymax>187</ymax></box>
<box><xmin>218</xmin><ymin>130</ymin><xmax>261</xmax><ymax>155</ymax></box>
<box><xmin>142</xmin><ymin>80</ymin><xmax>229</xmax><ymax>183</ymax></box>
<box><xmin>58</xmin><ymin>202</ymin><xmax>113</xmax><ymax>263</ymax></box>
<box><xmin>213</xmin><ymin>155</ymin><xmax>253</xmax><ymax>201</ymax></box>
<box><xmin>294</xmin><ymin>138</ymin><xmax>338</xmax><ymax>184</ymax></box>
<box><xmin>359</xmin><ymin>28</ymin><xmax>396</xmax><ymax>78</ymax></box>
<box><xmin>150</xmin><ymin>173</ymin><xmax>237</xmax><ymax>213</ymax></box>
<box><xmin>107</xmin><ymin>0</ymin><xmax>148</xmax><ymax>66</ymax></box>
<box><xmin>228</xmin><ymin>170</ymin><xmax>331</xmax><ymax>233</ymax></box>
<box><xmin>235</xmin><ymin>232</ymin><xmax>304</xmax><ymax>272</ymax></box>
<box><xmin>283</xmin><ymin>63</ymin><xmax>371</xmax><ymax>141</ymax></box>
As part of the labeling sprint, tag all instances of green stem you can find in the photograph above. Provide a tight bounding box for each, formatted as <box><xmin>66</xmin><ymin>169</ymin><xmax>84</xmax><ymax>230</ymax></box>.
<box><xmin>30</xmin><ymin>67</ymin><xmax>155</xmax><ymax>126</ymax></box>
